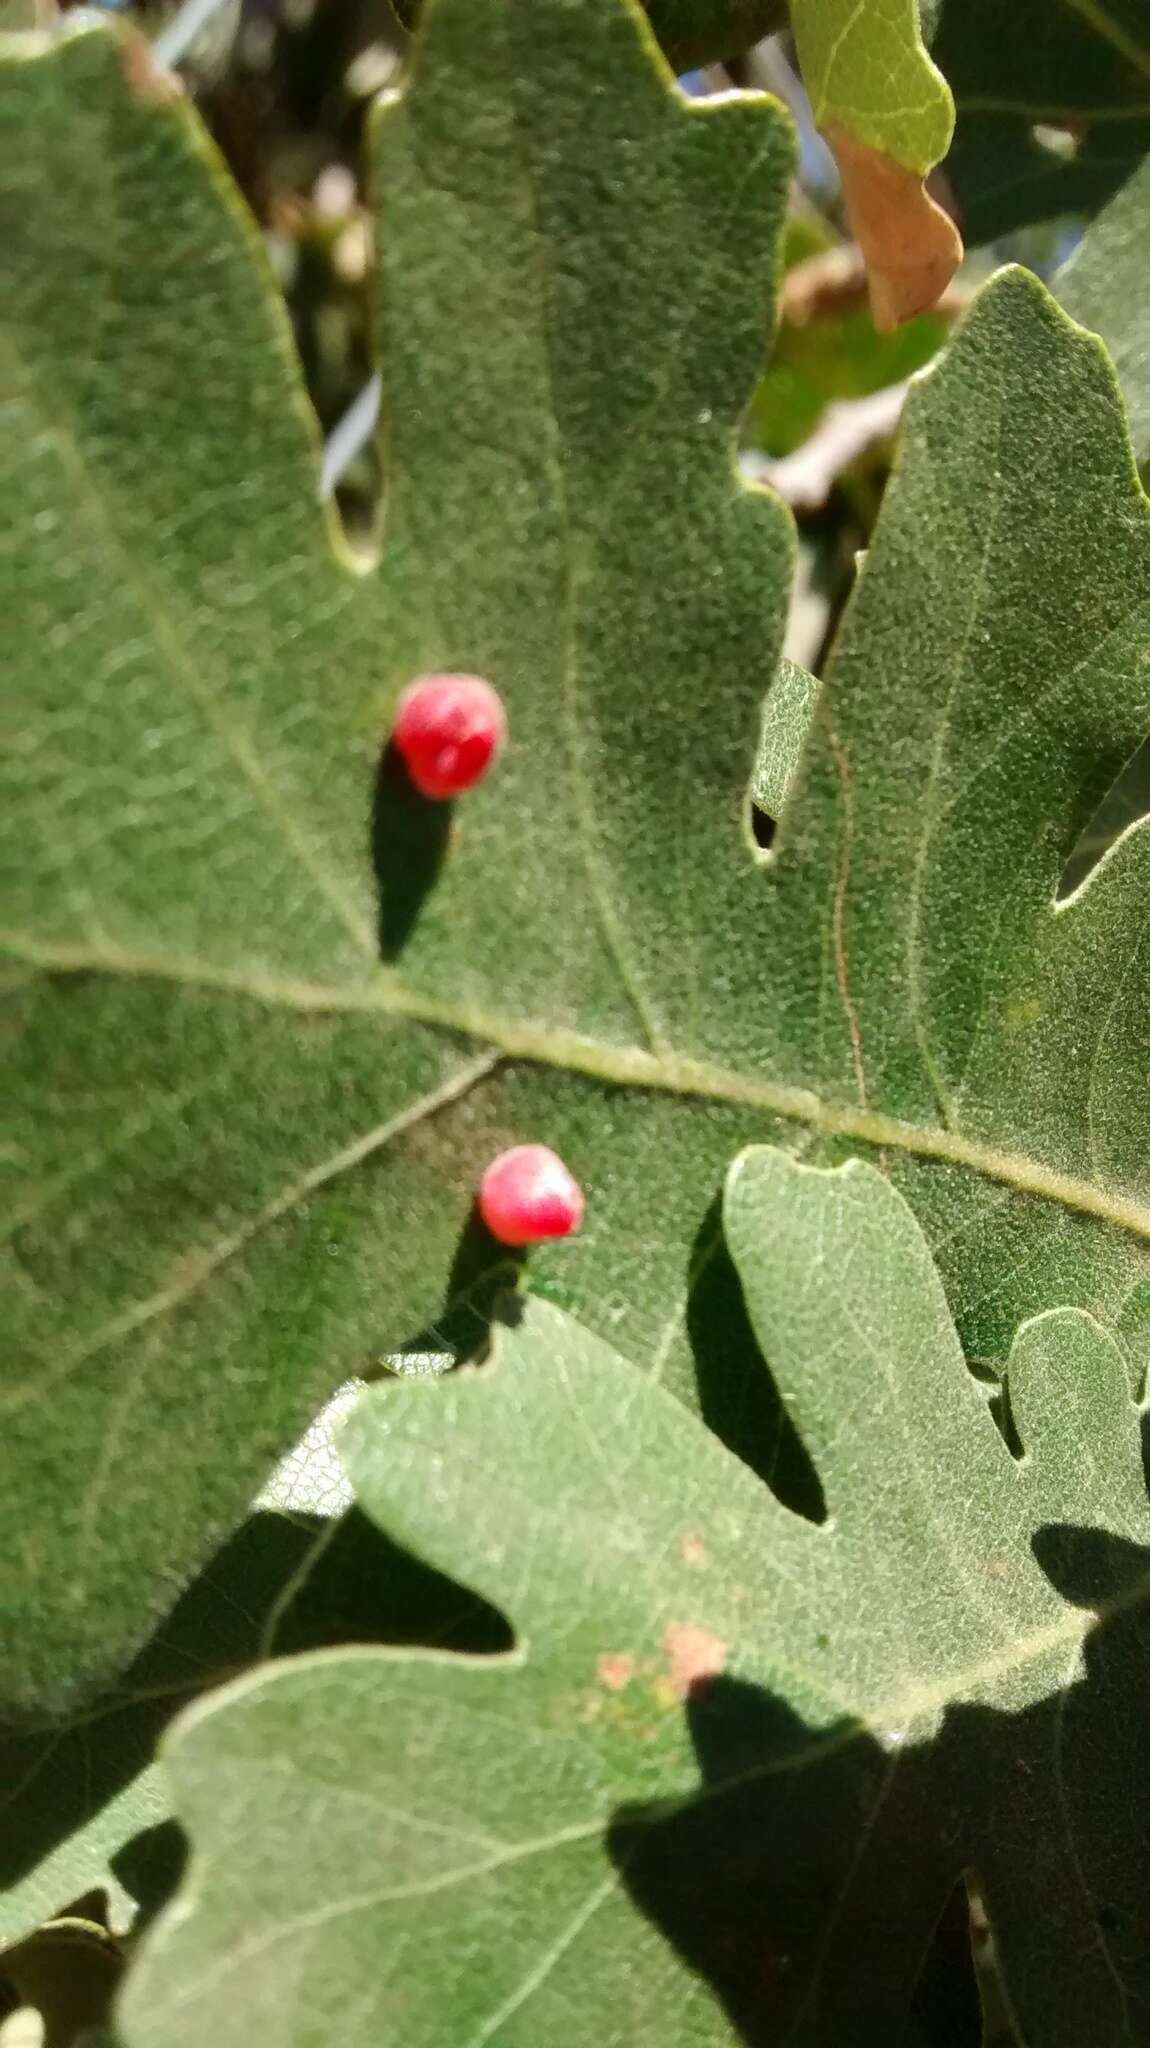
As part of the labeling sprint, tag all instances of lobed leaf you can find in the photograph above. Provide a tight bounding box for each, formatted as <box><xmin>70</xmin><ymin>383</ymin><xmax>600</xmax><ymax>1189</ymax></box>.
<box><xmin>4</xmin><ymin>0</ymin><xmax>1149</xmax><ymax>1761</ymax></box>
<box><xmin>121</xmin><ymin>1151</ymin><xmax>1150</xmax><ymax>2045</ymax></box>
<box><xmin>1</xmin><ymin>0</ymin><xmax>794</xmax><ymax>1714</ymax></box>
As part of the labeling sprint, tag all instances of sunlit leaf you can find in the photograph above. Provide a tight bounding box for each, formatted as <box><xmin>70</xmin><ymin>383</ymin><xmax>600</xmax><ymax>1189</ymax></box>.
<box><xmin>5</xmin><ymin>1</ymin><xmax>1150</xmax><ymax>1736</ymax></box>
<box><xmin>122</xmin><ymin>1152</ymin><xmax>1150</xmax><ymax>2045</ymax></box>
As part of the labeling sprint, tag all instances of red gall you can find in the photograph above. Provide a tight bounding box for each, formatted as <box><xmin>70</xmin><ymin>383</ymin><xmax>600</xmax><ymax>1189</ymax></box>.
<box><xmin>392</xmin><ymin>672</ymin><xmax>506</xmax><ymax>799</ymax></box>
<box><xmin>478</xmin><ymin>1145</ymin><xmax>585</xmax><ymax>1247</ymax></box>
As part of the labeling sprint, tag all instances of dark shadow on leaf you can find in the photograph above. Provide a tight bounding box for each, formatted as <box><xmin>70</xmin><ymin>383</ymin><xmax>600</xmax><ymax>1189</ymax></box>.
<box><xmin>269</xmin><ymin>1502</ymin><xmax>511</xmax><ymax>1658</ymax></box>
<box><xmin>111</xmin><ymin>1820</ymin><xmax>189</xmax><ymax>1937</ymax></box>
<box><xmin>0</xmin><ymin>1513</ymin><xmax>315</xmax><ymax>1901</ymax></box>
<box><xmin>1030</xmin><ymin>1522</ymin><xmax>1150</xmax><ymax>1610</ymax></box>
<box><xmin>392</xmin><ymin>1202</ymin><xmax>524</xmax><ymax>1364</ymax></box>
<box><xmin>611</xmin><ymin>1531</ymin><xmax>1150</xmax><ymax>2043</ymax></box>
<box><xmin>687</xmin><ymin>1195</ymin><xmax>826</xmax><ymax>1521</ymax></box>
<box><xmin>371</xmin><ymin>739</ymin><xmax>453</xmax><ymax>960</ymax></box>
<box><xmin>608</xmin><ymin>1675</ymin><xmax>966</xmax><ymax>2045</ymax></box>
<box><xmin>0</xmin><ymin>1503</ymin><xmax>509</xmax><ymax>1930</ymax></box>
<box><xmin>941</xmin><ymin>1526</ymin><xmax>1150</xmax><ymax>2039</ymax></box>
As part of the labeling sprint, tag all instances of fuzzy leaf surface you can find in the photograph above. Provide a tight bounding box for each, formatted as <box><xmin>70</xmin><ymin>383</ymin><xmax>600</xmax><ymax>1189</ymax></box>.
<box><xmin>123</xmin><ymin>1151</ymin><xmax>1150</xmax><ymax>2046</ymax></box>
<box><xmin>0</xmin><ymin>1506</ymin><xmax>505</xmax><ymax>1945</ymax></box>
<box><xmin>1056</xmin><ymin>152</ymin><xmax>1150</xmax><ymax>463</ymax></box>
<box><xmin>0</xmin><ymin>0</ymin><xmax>793</xmax><ymax>1712</ymax></box>
<box><xmin>4</xmin><ymin>0</ymin><xmax>1150</xmax><ymax>1734</ymax></box>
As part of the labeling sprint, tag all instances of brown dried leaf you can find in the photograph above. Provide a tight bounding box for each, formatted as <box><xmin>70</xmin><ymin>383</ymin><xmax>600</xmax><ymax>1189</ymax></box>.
<box><xmin>829</xmin><ymin>123</ymin><xmax>963</xmax><ymax>331</ymax></box>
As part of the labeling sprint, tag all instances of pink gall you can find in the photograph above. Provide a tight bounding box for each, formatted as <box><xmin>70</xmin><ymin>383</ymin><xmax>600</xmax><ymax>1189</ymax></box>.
<box><xmin>392</xmin><ymin>672</ymin><xmax>506</xmax><ymax>800</ymax></box>
<box><xmin>478</xmin><ymin>1145</ymin><xmax>585</xmax><ymax>1248</ymax></box>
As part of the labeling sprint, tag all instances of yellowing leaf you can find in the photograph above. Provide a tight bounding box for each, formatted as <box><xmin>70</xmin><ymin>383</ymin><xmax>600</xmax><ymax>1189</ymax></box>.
<box><xmin>791</xmin><ymin>0</ymin><xmax>961</xmax><ymax>325</ymax></box>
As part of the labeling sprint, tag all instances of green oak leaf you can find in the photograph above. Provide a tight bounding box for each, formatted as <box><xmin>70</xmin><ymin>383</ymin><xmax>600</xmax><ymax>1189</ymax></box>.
<box><xmin>788</xmin><ymin>0</ymin><xmax>959</xmax><ymax>329</ymax></box>
<box><xmin>0</xmin><ymin>1505</ymin><xmax>506</xmax><ymax>1946</ymax></box>
<box><xmin>793</xmin><ymin>0</ymin><xmax>953</xmax><ymax>175</ymax></box>
<box><xmin>1056</xmin><ymin>152</ymin><xmax>1150</xmax><ymax>463</ymax></box>
<box><xmin>4</xmin><ymin>0</ymin><xmax>1150</xmax><ymax>1735</ymax></box>
<box><xmin>1</xmin><ymin>0</ymin><xmax>795</xmax><ymax>1715</ymax></box>
<box><xmin>120</xmin><ymin>1151</ymin><xmax>1150</xmax><ymax>2046</ymax></box>
<box><xmin>749</xmin><ymin>656</ymin><xmax>819</xmax><ymax>825</ymax></box>
<box><xmin>932</xmin><ymin>0</ymin><xmax>1150</xmax><ymax>241</ymax></box>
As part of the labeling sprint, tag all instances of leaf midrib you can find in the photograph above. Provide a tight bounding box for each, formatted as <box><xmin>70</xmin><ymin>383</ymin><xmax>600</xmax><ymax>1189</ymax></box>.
<box><xmin>8</xmin><ymin>930</ymin><xmax>1150</xmax><ymax>1253</ymax></box>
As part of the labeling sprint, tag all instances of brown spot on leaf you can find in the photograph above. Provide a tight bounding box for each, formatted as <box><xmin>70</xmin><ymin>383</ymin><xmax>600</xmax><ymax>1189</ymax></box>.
<box><xmin>827</xmin><ymin>124</ymin><xmax>963</xmax><ymax>332</ymax></box>
<box><xmin>664</xmin><ymin>1622</ymin><xmax>727</xmax><ymax>1699</ymax></box>
<box><xmin>597</xmin><ymin>1652</ymin><xmax>637</xmax><ymax>1692</ymax></box>
<box><xmin>680</xmin><ymin>1533</ymin><xmax>707</xmax><ymax>1566</ymax></box>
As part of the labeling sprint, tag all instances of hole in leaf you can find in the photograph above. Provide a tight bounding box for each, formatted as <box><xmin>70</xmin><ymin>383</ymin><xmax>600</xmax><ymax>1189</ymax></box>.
<box><xmin>1059</xmin><ymin>735</ymin><xmax>1150</xmax><ymax>898</ymax></box>
<box><xmin>686</xmin><ymin>1195</ymin><xmax>826</xmax><ymax>1523</ymax></box>
<box><xmin>749</xmin><ymin>802</ymin><xmax>777</xmax><ymax>851</ymax></box>
<box><xmin>964</xmin><ymin>1351</ymin><xmax>1001</xmax><ymax>1387</ymax></box>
